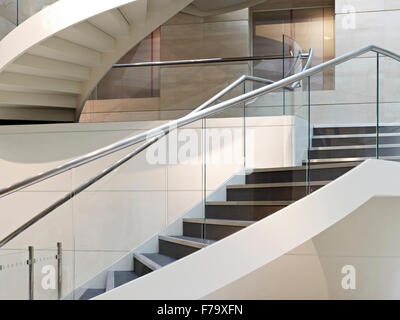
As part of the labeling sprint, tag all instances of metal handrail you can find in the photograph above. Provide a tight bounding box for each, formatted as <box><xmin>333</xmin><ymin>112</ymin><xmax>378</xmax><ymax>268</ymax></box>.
<box><xmin>0</xmin><ymin>48</ymin><xmax>312</xmax><ymax>248</ymax></box>
<box><xmin>0</xmin><ymin>44</ymin><xmax>394</xmax><ymax>201</ymax></box>
<box><xmin>112</xmin><ymin>54</ymin><xmax>305</xmax><ymax>68</ymax></box>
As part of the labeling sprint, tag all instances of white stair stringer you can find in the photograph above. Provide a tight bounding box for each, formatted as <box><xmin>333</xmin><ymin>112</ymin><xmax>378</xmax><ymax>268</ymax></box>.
<box><xmin>0</xmin><ymin>0</ymin><xmax>193</xmax><ymax>122</ymax></box>
<box><xmin>92</xmin><ymin>159</ymin><xmax>400</xmax><ymax>299</ymax></box>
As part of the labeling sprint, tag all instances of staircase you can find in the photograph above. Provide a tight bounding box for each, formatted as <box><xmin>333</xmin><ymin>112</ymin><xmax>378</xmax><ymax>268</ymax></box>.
<box><xmin>75</xmin><ymin>122</ymin><xmax>400</xmax><ymax>299</ymax></box>
<box><xmin>0</xmin><ymin>0</ymin><xmax>193</xmax><ymax>123</ymax></box>
<box><xmin>76</xmin><ymin>160</ymin><xmax>363</xmax><ymax>299</ymax></box>
<box><xmin>310</xmin><ymin>123</ymin><xmax>400</xmax><ymax>164</ymax></box>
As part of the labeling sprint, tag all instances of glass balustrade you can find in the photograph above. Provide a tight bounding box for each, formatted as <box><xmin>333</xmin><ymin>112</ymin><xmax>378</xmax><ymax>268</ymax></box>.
<box><xmin>0</xmin><ymin>34</ymin><xmax>307</xmax><ymax>299</ymax></box>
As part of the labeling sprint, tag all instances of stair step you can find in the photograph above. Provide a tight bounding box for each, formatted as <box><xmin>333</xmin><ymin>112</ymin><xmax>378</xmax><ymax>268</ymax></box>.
<box><xmin>206</xmin><ymin>201</ymin><xmax>290</xmax><ymax>220</ymax></box>
<box><xmin>114</xmin><ymin>271</ymin><xmax>138</xmax><ymax>289</ymax></box>
<box><xmin>310</xmin><ymin>144</ymin><xmax>400</xmax><ymax>159</ymax></box>
<box><xmin>133</xmin><ymin>253</ymin><xmax>160</xmax><ymax>277</ymax></box>
<box><xmin>78</xmin><ymin>288</ymin><xmax>105</xmax><ymax>300</ymax></box>
<box><xmin>313</xmin><ymin>124</ymin><xmax>400</xmax><ymax>136</ymax></box>
<box><xmin>246</xmin><ymin>162</ymin><xmax>357</xmax><ymax>184</ymax></box>
<box><xmin>106</xmin><ymin>270</ymin><xmax>139</xmax><ymax>292</ymax></box>
<box><xmin>226</xmin><ymin>181</ymin><xmax>328</xmax><ymax>201</ymax></box>
<box><xmin>183</xmin><ymin>218</ymin><xmax>254</xmax><ymax>227</ymax></box>
<box><xmin>133</xmin><ymin>252</ymin><xmax>178</xmax><ymax>277</ymax></box>
<box><xmin>312</xmin><ymin>133</ymin><xmax>400</xmax><ymax>147</ymax></box>
<box><xmin>183</xmin><ymin>218</ymin><xmax>254</xmax><ymax>240</ymax></box>
<box><xmin>313</xmin><ymin>125</ymin><xmax>400</xmax><ymax>136</ymax></box>
<box><xmin>307</xmin><ymin>156</ymin><xmax>400</xmax><ymax>164</ymax></box>
<box><xmin>142</xmin><ymin>253</ymin><xmax>177</xmax><ymax>267</ymax></box>
<box><xmin>159</xmin><ymin>235</ymin><xmax>215</xmax><ymax>260</ymax></box>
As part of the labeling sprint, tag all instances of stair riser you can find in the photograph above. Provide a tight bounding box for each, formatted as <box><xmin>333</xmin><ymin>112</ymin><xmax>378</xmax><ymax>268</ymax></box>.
<box><xmin>314</xmin><ymin>126</ymin><xmax>400</xmax><ymax>136</ymax></box>
<box><xmin>312</xmin><ymin>136</ymin><xmax>400</xmax><ymax>147</ymax></box>
<box><xmin>206</xmin><ymin>204</ymin><xmax>285</xmax><ymax>220</ymax></box>
<box><xmin>310</xmin><ymin>147</ymin><xmax>400</xmax><ymax>159</ymax></box>
<box><xmin>227</xmin><ymin>185</ymin><xmax>322</xmax><ymax>201</ymax></box>
<box><xmin>246</xmin><ymin>166</ymin><xmax>353</xmax><ymax>184</ymax></box>
<box><xmin>159</xmin><ymin>239</ymin><xmax>200</xmax><ymax>260</ymax></box>
<box><xmin>183</xmin><ymin>222</ymin><xmax>245</xmax><ymax>241</ymax></box>
<box><xmin>133</xmin><ymin>258</ymin><xmax>153</xmax><ymax>277</ymax></box>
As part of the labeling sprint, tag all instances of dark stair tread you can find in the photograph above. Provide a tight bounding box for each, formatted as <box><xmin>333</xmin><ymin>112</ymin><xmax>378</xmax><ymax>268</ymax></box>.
<box><xmin>313</xmin><ymin>125</ymin><xmax>400</xmax><ymax>136</ymax></box>
<box><xmin>206</xmin><ymin>201</ymin><xmax>294</xmax><ymax>206</ymax></box>
<box><xmin>307</xmin><ymin>156</ymin><xmax>400</xmax><ymax>164</ymax></box>
<box><xmin>227</xmin><ymin>181</ymin><xmax>330</xmax><ymax>189</ymax></box>
<box><xmin>183</xmin><ymin>218</ymin><xmax>254</xmax><ymax>227</ymax></box>
<box><xmin>245</xmin><ymin>162</ymin><xmax>358</xmax><ymax>173</ymax></box>
<box><xmin>310</xmin><ymin>144</ymin><xmax>400</xmax><ymax>150</ymax></box>
<box><xmin>114</xmin><ymin>271</ymin><xmax>139</xmax><ymax>288</ymax></box>
<box><xmin>159</xmin><ymin>235</ymin><xmax>216</xmax><ymax>248</ymax></box>
<box><xmin>142</xmin><ymin>253</ymin><xmax>177</xmax><ymax>267</ymax></box>
<box><xmin>78</xmin><ymin>288</ymin><xmax>105</xmax><ymax>300</ymax></box>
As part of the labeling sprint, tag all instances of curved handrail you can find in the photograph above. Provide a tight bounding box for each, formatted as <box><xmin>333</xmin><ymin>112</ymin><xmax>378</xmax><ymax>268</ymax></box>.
<box><xmin>0</xmin><ymin>49</ymin><xmax>313</xmax><ymax>248</ymax></box>
<box><xmin>0</xmin><ymin>44</ymin><xmax>393</xmax><ymax>200</ymax></box>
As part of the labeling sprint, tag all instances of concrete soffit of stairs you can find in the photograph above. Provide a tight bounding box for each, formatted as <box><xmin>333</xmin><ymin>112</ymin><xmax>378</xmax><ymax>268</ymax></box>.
<box><xmin>0</xmin><ymin>0</ymin><xmax>193</xmax><ymax>122</ymax></box>
<box><xmin>182</xmin><ymin>0</ymin><xmax>267</xmax><ymax>17</ymax></box>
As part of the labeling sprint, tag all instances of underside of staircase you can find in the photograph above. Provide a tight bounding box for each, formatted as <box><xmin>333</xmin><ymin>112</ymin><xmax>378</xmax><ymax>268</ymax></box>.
<box><xmin>0</xmin><ymin>0</ymin><xmax>193</xmax><ymax>123</ymax></box>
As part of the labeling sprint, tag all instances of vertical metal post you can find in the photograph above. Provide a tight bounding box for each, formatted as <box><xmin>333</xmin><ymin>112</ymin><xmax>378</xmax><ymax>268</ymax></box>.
<box><xmin>243</xmin><ymin>82</ymin><xmax>246</xmax><ymax>170</ymax></box>
<box><xmin>57</xmin><ymin>242</ymin><xmax>62</xmax><ymax>300</ymax></box>
<box><xmin>16</xmin><ymin>0</ymin><xmax>19</xmax><ymax>26</ymax></box>
<box><xmin>28</xmin><ymin>246</ymin><xmax>34</xmax><ymax>300</ymax></box>
<box><xmin>376</xmin><ymin>52</ymin><xmax>380</xmax><ymax>159</ymax></box>
<box><xmin>307</xmin><ymin>76</ymin><xmax>311</xmax><ymax>195</ymax></box>
<box><xmin>202</xmin><ymin>118</ymin><xmax>207</xmax><ymax>240</ymax></box>
<box><xmin>282</xmin><ymin>34</ymin><xmax>286</xmax><ymax>115</ymax></box>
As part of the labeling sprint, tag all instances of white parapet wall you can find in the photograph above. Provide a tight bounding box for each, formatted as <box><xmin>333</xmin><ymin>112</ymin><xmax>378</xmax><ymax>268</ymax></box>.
<box><xmin>94</xmin><ymin>159</ymin><xmax>400</xmax><ymax>300</ymax></box>
<box><xmin>0</xmin><ymin>115</ymin><xmax>306</xmax><ymax>299</ymax></box>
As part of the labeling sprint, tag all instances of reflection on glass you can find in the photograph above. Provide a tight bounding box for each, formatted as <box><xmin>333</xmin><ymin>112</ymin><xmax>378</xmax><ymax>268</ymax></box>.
<box><xmin>252</xmin><ymin>6</ymin><xmax>334</xmax><ymax>90</ymax></box>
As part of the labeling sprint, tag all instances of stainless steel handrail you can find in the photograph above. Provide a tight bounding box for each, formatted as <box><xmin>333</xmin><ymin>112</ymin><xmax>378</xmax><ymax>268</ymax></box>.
<box><xmin>112</xmin><ymin>54</ymin><xmax>306</xmax><ymax>68</ymax></box>
<box><xmin>0</xmin><ymin>44</ymin><xmax>393</xmax><ymax>200</ymax></box>
<box><xmin>0</xmin><ymin>49</ymin><xmax>312</xmax><ymax>248</ymax></box>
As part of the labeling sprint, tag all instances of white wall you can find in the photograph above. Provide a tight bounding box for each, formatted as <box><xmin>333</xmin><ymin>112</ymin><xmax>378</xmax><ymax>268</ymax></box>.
<box><xmin>0</xmin><ymin>115</ymin><xmax>306</xmax><ymax>299</ymax></box>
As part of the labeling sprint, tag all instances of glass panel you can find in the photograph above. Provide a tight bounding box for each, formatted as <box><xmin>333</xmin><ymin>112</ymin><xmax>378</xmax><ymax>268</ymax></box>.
<box><xmin>204</xmin><ymin>85</ymin><xmax>246</xmax><ymax>241</ymax></box>
<box><xmin>96</xmin><ymin>29</ymin><xmax>161</xmax><ymax>100</ymax></box>
<box><xmin>308</xmin><ymin>53</ymin><xmax>378</xmax><ymax>189</ymax></box>
<box><xmin>0</xmin><ymin>249</ymin><xmax>28</xmax><ymax>299</ymax></box>
<box><xmin>378</xmin><ymin>54</ymin><xmax>400</xmax><ymax>160</ymax></box>
<box><xmin>33</xmin><ymin>246</ymin><xmax>58</xmax><ymax>300</ymax></box>
<box><xmin>86</xmin><ymin>55</ymin><xmax>297</xmax><ymax>122</ymax></box>
<box><xmin>89</xmin><ymin>61</ymin><xmax>250</xmax><ymax>121</ymax></box>
<box><xmin>66</xmin><ymin>117</ymin><xmax>204</xmax><ymax>298</ymax></box>
<box><xmin>252</xmin><ymin>7</ymin><xmax>335</xmax><ymax>91</ymax></box>
<box><xmin>0</xmin><ymin>166</ymin><xmax>74</xmax><ymax>299</ymax></box>
<box><xmin>282</xmin><ymin>34</ymin><xmax>304</xmax><ymax>116</ymax></box>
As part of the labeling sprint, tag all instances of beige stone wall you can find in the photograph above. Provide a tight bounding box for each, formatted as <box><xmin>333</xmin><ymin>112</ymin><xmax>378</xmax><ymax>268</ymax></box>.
<box><xmin>80</xmin><ymin>9</ymin><xmax>250</xmax><ymax>123</ymax></box>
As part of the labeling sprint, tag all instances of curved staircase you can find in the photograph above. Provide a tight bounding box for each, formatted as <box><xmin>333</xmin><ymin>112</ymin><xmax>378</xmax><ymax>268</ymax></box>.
<box><xmin>76</xmin><ymin>123</ymin><xmax>400</xmax><ymax>299</ymax></box>
<box><xmin>76</xmin><ymin>159</ymin><xmax>358</xmax><ymax>300</ymax></box>
<box><xmin>0</xmin><ymin>0</ymin><xmax>193</xmax><ymax>123</ymax></box>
